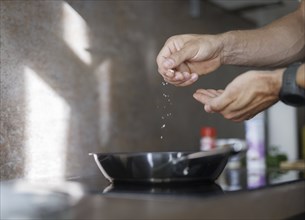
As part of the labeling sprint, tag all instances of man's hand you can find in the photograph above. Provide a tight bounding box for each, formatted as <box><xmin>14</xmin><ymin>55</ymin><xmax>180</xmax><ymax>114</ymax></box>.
<box><xmin>193</xmin><ymin>69</ymin><xmax>284</xmax><ymax>122</ymax></box>
<box><xmin>156</xmin><ymin>0</ymin><xmax>304</xmax><ymax>87</ymax></box>
<box><xmin>156</xmin><ymin>34</ymin><xmax>224</xmax><ymax>86</ymax></box>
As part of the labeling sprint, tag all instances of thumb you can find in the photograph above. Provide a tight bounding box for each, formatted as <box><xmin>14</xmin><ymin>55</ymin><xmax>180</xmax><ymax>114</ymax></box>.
<box><xmin>163</xmin><ymin>44</ymin><xmax>197</xmax><ymax>69</ymax></box>
<box><xmin>208</xmin><ymin>94</ymin><xmax>230</xmax><ymax>112</ymax></box>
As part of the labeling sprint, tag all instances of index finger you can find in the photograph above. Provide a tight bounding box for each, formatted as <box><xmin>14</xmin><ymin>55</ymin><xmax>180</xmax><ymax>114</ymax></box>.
<box><xmin>156</xmin><ymin>50</ymin><xmax>171</xmax><ymax>75</ymax></box>
<box><xmin>156</xmin><ymin>42</ymin><xmax>179</xmax><ymax>74</ymax></box>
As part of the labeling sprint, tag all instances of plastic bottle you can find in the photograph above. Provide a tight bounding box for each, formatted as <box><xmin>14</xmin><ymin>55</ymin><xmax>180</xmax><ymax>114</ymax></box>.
<box><xmin>245</xmin><ymin>112</ymin><xmax>266</xmax><ymax>170</ymax></box>
<box><xmin>200</xmin><ymin>127</ymin><xmax>216</xmax><ymax>151</ymax></box>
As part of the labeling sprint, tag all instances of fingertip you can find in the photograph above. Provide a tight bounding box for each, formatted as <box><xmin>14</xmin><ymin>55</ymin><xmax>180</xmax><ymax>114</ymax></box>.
<box><xmin>174</xmin><ymin>72</ymin><xmax>183</xmax><ymax>80</ymax></box>
<box><xmin>165</xmin><ymin>69</ymin><xmax>175</xmax><ymax>77</ymax></box>
<box><xmin>195</xmin><ymin>89</ymin><xmax>205</xmax><ymax>94</ymax></box>
<box><xmin>163</xmin><ymin>58</ymin><xmax>175</xmax><ymax>69</ymax></box>
<box><xmin>204</xmin><ymin>105</ymin><xmax>213</xmax><ymax>113</ymax></box>
<box><xmin>191</xmin><ymin>73</ymin><xmax>198</xmax><ymax>80</ymax></box>
<box><xmin>193</xmin><ymin>93</ymin><xmax>200</xmax><ymax>100</ymax></box>
<box><xmin>182</xmin><ymin>72</ymin><xmax>191</xmax><ymax>80</ymax></box>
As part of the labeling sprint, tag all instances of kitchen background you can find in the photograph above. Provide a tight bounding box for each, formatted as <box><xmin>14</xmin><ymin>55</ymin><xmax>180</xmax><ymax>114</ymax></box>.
<box><xmin>1</xmin><ymin>0</ymin><xmax>304</xmax><ymax>181</ymax></box>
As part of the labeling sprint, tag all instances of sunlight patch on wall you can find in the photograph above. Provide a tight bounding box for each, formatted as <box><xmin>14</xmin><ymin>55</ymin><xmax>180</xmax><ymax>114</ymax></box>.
<box><xmin>62</xmin><ymin>2</ymin><xmax>91</xmax><ymax>65</ymax></box>
<box><xmin>24</xmin><ymin>66</ymin><xmax>70</xmax><ymax>180</ymax></box>
<box><xmin>94</xmin><ymin>60</ymin><xmax>112</xmax><ymax>146</ymax></box>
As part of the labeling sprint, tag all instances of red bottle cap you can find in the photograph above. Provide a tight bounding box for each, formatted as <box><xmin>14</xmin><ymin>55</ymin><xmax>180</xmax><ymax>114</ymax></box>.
<box><xmin>201</xmin><ymin>127</ymin><xmax>216</xmax><ymax>137</ymax></box>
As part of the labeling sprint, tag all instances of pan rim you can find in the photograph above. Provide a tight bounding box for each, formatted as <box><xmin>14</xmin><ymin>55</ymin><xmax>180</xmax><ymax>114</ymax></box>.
<box><xmin>89</xmin><ymin>145</ymin><xmax>234</xmax><ymax>157</ymax></box>
<box><xmin>91</xmin><ymin>151</ymin><xmax>197</xmax><ymax>156</ymax></box>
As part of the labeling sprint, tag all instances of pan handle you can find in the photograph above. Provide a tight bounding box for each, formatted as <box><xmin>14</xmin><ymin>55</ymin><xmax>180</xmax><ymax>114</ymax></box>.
<box><xmin>173</xmin><ymin>140</ymin><xmax>248</xmax><ymax>164</ymax></box>
<box><xmin>186</xmin><ymin>145</ymin><xmax>232</xmax><ymax>159</ymax></box>
<box><xmin>172</xmin><ymin>144</ymin><xmax>231</xmax><ymax>164</ymax></box>
<box><xmin>219</xmin><ymin>139</ymin><xmax>248</xmax><ymax>156</ymax></box>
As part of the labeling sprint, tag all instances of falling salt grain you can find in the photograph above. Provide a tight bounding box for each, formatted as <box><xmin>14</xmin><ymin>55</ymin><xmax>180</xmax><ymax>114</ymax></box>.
<box><xmin>161</xmin><ymin>124</ymin><xmax>166</xmax><ymax>129</ymax></box>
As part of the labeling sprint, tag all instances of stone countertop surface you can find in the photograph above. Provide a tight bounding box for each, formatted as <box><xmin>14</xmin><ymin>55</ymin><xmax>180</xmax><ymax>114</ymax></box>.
<box><xmin>1</xmin><ymin>168</ymin><xmax>305</xmax><ymax>219</ymax></box>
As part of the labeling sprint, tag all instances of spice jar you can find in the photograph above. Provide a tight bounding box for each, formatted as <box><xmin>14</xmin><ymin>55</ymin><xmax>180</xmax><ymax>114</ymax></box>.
<box><xmin>200</xmin><ymin>127</ymin><xmax>216</xmax><ymax>151</ymax></box>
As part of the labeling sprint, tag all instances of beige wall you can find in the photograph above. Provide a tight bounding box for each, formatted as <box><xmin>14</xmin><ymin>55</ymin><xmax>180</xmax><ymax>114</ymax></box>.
<box><xmin>0</xmin><ymin>0</ymin><xmax>253</xmax><ymax>180</ymax></box>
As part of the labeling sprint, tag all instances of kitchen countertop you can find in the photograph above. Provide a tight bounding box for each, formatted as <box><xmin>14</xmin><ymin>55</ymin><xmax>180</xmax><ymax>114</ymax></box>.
<box><xmin>1</xmin><ymin>168</ymin><xmax>305</xmax><ymax>220</ymax></box>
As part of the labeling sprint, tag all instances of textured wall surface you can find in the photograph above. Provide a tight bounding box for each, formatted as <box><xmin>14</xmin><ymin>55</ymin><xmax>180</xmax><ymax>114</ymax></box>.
<box><xmin>0</xmin><ymin>0</ymin><xmax>253</xmax><ymax>180</ymax></box>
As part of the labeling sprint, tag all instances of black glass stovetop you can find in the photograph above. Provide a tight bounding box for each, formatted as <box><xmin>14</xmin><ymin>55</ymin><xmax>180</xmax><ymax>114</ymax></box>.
<box><xmin>68</xmin><ymin>167</ymin><xmax>305</xmax><ymax>198</ymax></box>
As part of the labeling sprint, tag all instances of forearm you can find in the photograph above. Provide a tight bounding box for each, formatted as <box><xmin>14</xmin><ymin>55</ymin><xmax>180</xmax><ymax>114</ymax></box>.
<box><xmin>220</xmin><ymin>1</ymin><xmax>305</xmax><ymax>68</ymax></box>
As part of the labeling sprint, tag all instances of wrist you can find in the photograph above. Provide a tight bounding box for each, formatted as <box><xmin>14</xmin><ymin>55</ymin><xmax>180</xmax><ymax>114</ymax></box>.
<box><xmin>253</xmin><ymin>69</ymin><xmax>283</xmax><ymax>98</ymax></box>
<box><xmin>269</xmin><ymin>68</ymin><xmax>285</xmax><ymax>97</ymax></box>
<box><xmin>296</xmin><ymin>64</ymin><xmax>305</xmax><ymax>88</ymax></box>
<box><xmin>218</xmin><ymin>31</ymin><xmax>241</xmax><ymax>66</ymax></box>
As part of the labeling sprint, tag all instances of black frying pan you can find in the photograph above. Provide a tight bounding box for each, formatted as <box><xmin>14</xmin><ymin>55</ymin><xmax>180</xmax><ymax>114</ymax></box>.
<box><xmin>90</xmin><ymin>141</ymin><xmax>247</xmax><ymax>184</ymax></box>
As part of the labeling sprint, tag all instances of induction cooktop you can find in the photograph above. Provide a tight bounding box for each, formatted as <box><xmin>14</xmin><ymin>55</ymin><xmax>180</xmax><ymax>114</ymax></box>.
<box><xmin>67</xmin><ymin>168</ymin><xmax>305</xmax><ymax>197</ymax></box>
